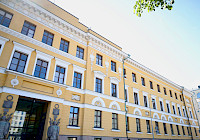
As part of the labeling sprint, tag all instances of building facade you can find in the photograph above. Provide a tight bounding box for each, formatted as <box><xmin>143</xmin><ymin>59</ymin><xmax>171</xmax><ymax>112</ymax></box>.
<box><xmin>0</xmin><ymin>0</ymin><xmax>199</xmax><ymax>140</ymax></box>
<box><xmin>192</xmin><ymin>87</ymin><xmax>200</xmax><ymax>126</ymax></box>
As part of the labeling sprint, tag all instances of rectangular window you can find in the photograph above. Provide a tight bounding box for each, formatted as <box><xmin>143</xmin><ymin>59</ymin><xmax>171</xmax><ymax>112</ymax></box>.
<box><xmin>126</xmin><ymin>117</ymin><xmax>129</xmax><ymax>131</ymax></box>
<box><xmin>125</xmin><ymin>89</ymin><xmax>128</xmax><ymax>101</ymax></box>
<box><xmin>141</xmin><ymin>77</ymin><xmax>145</xmax><ymax>86</ymax></box>
<box><xmin>183</xmin><ymin>108</ymin><xmax>186</xmax><ymax>117</ymax></box>
<box><xmin>132</xmin><ymin>73</ymin><xmax>136</xmax><ymax>82</ymax></box>
<box><xmin>163</xmin><ymin>123</ymin><xmax>167</xmax><ymax>134</ymax></box>
<box><xmin>157</xmin><ymin>84</ymin><xmax>160</xmax><ymax>92</ymax></box>
<box><xmin>60</xmin><ymin>39</ymin><xmax>69</xmax><ymax>53</ymax></box>
<box><xmin>178</xmin><ymin>107</ymin><xmax>181</xmax><ymax>116</ymax></box>
<box><xmin>69</xmin><ymin>107</ymin><xmax>79</xmax><ymax>126</ymax></box>
<box><xmin>176</xmin><ymin>125</ymin><xmax>180</xmax><ymax>135</ymax></box>
<box><xmin>172</xmin><ymin>105</ymin><xmax>176</xmax><ymax>115</ymax></box>
<box><xmin>95</xmin><ymin>78</ymin><xmax>102</xmax><ymax>93</ymax></box>
<box><xmin>155</xmin><ymin>121</ymin><xmax>160</xmax><ymax>134</ymax></box>
<box><xmin>144</xmin><ymin>95</ymin><xmax>148</xmax><ymax>107</ymax></box>
<box><xmin>111</xmin><ymin>61</ymin><xmax>116</xmax><ymax>72</ymax></box>
<box><xmin>146</xmin><ymin>120</ymin><xmax>151</xmax><ymax>133</ymax></box>
<box><xmin>152</xmin><ymin>98</ymin><xmax>156</xmax><ymax>109</ymax></box>
<box><xmin>123</xmin><ymin>68</ymin><xmax>126</xmax><ymax>78</ymax></box>
<box><xmin>94</xmin><ymin>138</ymin><xmax>101</xmax><ymax>140</ymax></box>
<box><xmin>76</xmin><ymin>46</ymin><xmax>84</xmax><ymax>59</ymax></box>
<box><xmin>112</xmin><ymin>113</ymin><xmax>118</xmax><ymax>130</ymax></box>
<box><xmin>34</xmin><ymin>59</ymin><xmax>48</xmax><ymax>79</ymax></box>
<box><xmin>190</xmin><ymin>110</ymin><xmax>193</xmax><ymax>118</ymax></box>
<box><xmin>94</xmin><ymin>110</ymin><xmax>101</xmax><ymax>128</ymax></box>
<box><xmin>134</xmin><ymin>92</ymin><xmax>139</xmax><ymax>105</ymax></box>
<box><xmin>54</xmin><ymin>65</ymin><xmax>65</xmax><ymax>84</ymax></box>
<box><xmin>180</xmin><ymin>95</ymin><xmax>183</xmax><ymax>101</ymax></box>
<box><xmin>169</xmin><ymin>90</ymin><xmax>172</xmax><ymax>97</ymax></box>
<box><xmin>160</xmin><ymin>101</ymin><xmax>163</xmax><ymax>111</ymax></box>
<box><xmin>96</xmin><ymin>54</ymin><xmax>102</xmax><ymax>66</ymax></box>
<box><xmin>163</xmin><ymin>87</ymin><xmax>167</xmax><ymax>95</ymax></box>
<box><xmin>68</xmin><ymin>137</ymin><xmax>77</xmax><ymax>140</ymax></box>
<box><xmin>42</xmin><ymin>30</ymin><xmax>54</xmax><ymax>46</ymax></box>
<box><xmin>111</xmin><ymin>83</ymin><xmax>117</xmax><ymax>97</ymax></box>
<box><xmin>170</xmin><ymin>124</ymin><xmax>174</xmax><ymax>135</ymax></box>
<box><xmin>182</xmin><ymin>126</ymin><xmax>185</xmax><ymax>135</ymax></box>
<box><xmin>150</xmin><ymin>81</ymin><xmax>153</xmax><ymax>89</ymax></box>
<box><xmin>0</xmin><ymin>9</ymin><xmax>13</xmax><ymax>27</ymax></box>
<box><xmin>73</xmin><ymin>72</ymin><xmax>82</xmax><ymax>89</ymax></box>
<box><xmin>166</xmin><ymin>103</ymin><xmax>170</xmax><ymax>113</ymax></box>
<box><xmin>9</xmin><ymin>51</ymin><xmax>28</xmax><ymax>73</ymax></box>
<box><xmin>194</xmin><ymin>128</ymin><xmax>198</xmax><ymax>136</ymax></box>
<box><xmin>136</xmin><ymin>118</ymin><xmax>141</xmax><ymax>132</ymax></box>
<box><xmin>175</xmin><ymin>92</ymin><xmax>178</xmax><ymax>99</ymax></box>
<box><xmin>187</xmin><ymin>127</ymin><xmax>191</xmax><ymax>136</ymax></box>
<box><xmin>21</xmin><ymin>21</ymin><xmax>36</xmax><ymax>38</ymax></box>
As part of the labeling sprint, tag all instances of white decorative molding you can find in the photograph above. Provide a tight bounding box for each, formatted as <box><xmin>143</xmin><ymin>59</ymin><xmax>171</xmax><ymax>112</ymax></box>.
<box><xmin>109</xmin><ymin>101</ymin><xmax>121</xmax><ymax>110</ymax></box>
<box><xmin>161</xmin><ymin>114</ymin><xmax>167</xmax><ymax>121</ymax></box>
<box><xmin>72</xmin><ymin>94</ymin><xmax>80</xmax><ymax>101</ymax></box>
<box><xmin>105</xmin><ymin>60</ymin><xmax>109</xmax><ymax>76</ymax></box>
<box><xmin>90</xmin><ymin>52</ymin><xmax>95</xmax><ymax>71</ymax></box>
<box><xmin>56</xmin><ymin>88</ymin><xmax>62</xmax><ymax>97</ymax></box>
<box><xmin>153</xmin><ymin>113</ymin><xmax>160</xmax><ymax>119</ymax></box>
<box><xmin>109</xmin><ymin>77</ymin><xmax>120</xmax><ymax>98</ymax></box>
<box><xmin>72</xmin><ymin>64</ymin><xmax>86</xmax><ymax>89</ymax></box>
<box><xmin>91</xmin><ymin>97</ymin><xmax>105</xmax><ymax>107</ymax></box>
<box><xmin>67</xmin><ymin>126</ymin><xmax>80</xmax><ymax>129</ymax></box>
<box><xmin>93</xmin><ymin>128</ymin><xmax>104</xmax><ymax>131</ymax></box>
<box><xmin>0</xmin><ymin>36</ymin><xmax>9</xmax><ymax>56</ymax></box>
<box><xmin>118</xmin><ymin>67</ymin><xmax>122</xmax><ymax>81</ymax></box>
<box><xmin>93</xmin><ymin>70</ymin><xmax>106</xmax><ymax>94</ymax></box>
<box><xmin>133</xmin><ymin>108</ymin><xmax>142</xmax><ymax>116</ymax></box>
<box><xmin>168</xmin><ymin>116</ymin><xmax>173</xmax><ymax>122</ymax></box>
<box><xmin>11</xmin><ymin>76</ymin><xmax>19</xmax><ymax>87</ymax></box>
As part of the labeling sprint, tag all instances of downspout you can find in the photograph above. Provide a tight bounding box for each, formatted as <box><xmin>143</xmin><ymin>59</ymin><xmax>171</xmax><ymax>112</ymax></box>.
<box><xmin>122</xmin><ymin>54</ymin><xmax>130</xmax><ymax>139</ymax></box>
<box><xmin>191</xmin><ymin>92</ymin><xmax>200</xmax><ymax>133</ymax></box>
<box><xmin>149</xmin><ymin>95</ymin><xmax>154</xmax><ymax>140</ymax></box>
<box><xmin>181</xmin><ymin>87</ymin><xmax>193</xmax><ymax>140</ymax></box>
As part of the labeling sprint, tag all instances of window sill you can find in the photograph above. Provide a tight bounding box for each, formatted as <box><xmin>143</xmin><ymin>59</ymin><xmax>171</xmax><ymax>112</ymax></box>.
<box><xmin>127</xmin><ymin>131</ymin><xmax>132</xmax><ymax>133</ymax></box>
<box><xmin>156</xmin><ymin>133</ymin><xmax>161</xmax><ymax>135</ymax></box>
<box><xmin>172</xmin><ymin>135</ymin><xmax>176</xmax><ymax>136</ymax></box>
<box><xmin>147</xmin><ymin>133</ymin><xmax>152</xmax><ymax>134</ymax></box>
<box><xmin>142</xmin><ymin>85</ymin><xmax>146</xmax><ymax>87</ymax></box>
<box><xmin>111</xmin><ymin>70</ymin><xmax>117</xmax><ymax>74</ymax></box>
<box><xmin>93</xmin><ymin>128</ymin><xmax>104</xmax><ymax>131</ymax></box>
<box><xmin>95</xmin><ymin>64</ymin><xmax>104</xmax><ymax>68</ymax></box>
<box><xmin>150</xmin><ymin>89</ymin><xmax>154</xmax><ymax>91</ymax></box>
<box><xmin>133</xmin><ymin>82</ymin><xmax>137</xmax><ymax>84</ymax></box>
<box><xmin>178</xmin><ymin>135</ymin><xmax>181</xmax><ymax>136</ymax></box>
<box><xmin>111</xmin><ymin>129</ymin><xmax>120</xmax><ymax>132</ymax></box>
<box><xmin>67</xmin><ymin>126</ymin><xmax>80</xmax><ymax>129</ymax></box>
<box><xmin>164</xmin><ymin>134</ymin><xmax>169</xmax><ymax>136</ymax></box>
<box><xmin>136</xmin><ymin>132</ymin><xmax>143</xmax><ymax>134</ymax></box>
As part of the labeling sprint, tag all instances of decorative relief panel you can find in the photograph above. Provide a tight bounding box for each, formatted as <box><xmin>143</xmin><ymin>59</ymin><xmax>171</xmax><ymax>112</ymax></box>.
<box><xmin>71</xmin><ymin>94</ymin><xmax>80</xmax><ymax>101</ymax></box>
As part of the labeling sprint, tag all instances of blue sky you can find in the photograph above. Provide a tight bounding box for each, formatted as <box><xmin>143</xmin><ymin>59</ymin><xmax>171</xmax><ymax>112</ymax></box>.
<box><xmin>51</xmin><ymin>0</ymin><xmax>200</xmax><ymax>90</ymax></box>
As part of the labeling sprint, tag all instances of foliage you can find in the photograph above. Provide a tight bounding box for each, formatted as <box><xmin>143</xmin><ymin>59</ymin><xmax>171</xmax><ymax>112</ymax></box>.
<box><xmin>133</xmin><ymin>0</ymin><xmax>174</xmax><ymax>17</ymax></box>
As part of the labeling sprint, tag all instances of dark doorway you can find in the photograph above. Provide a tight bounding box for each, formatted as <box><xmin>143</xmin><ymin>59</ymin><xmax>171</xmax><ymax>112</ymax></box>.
<box><xmin>9</xmin><ymin>96</ymin><xmax>48</xmax><ymax>140</ymax></box>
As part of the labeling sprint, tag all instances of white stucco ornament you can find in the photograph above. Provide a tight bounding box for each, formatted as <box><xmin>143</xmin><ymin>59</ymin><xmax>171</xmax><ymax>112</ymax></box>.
<box><xmin>11</xmin><ymin>76</ymin><xmax>19</xmax><ymax>87</ymax></box>
<box><xmin>105</xmin><ymin>61</ymin><xmax>109</xmax><ymax>76</ymax></box>
<box><xmin>90</xmin><ymin>52</ymin><xmax>95</xmax><ymax>71</ymax></box>
<box><xmin>56</xmin><ymin>88</ymin><xmax>62</xmax><ymax>97</ymax></box>
<box><xmin>72</xmin><ymin>95</ymin><xmax>80</xmax><ymax>101</ymax></box>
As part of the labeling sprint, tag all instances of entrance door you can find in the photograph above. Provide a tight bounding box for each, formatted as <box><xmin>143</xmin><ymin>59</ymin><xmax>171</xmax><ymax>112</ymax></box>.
<box><xmin>9</xmin><ymin>96</ymin><xmax>48</xmax><ymax>140</ymax></box>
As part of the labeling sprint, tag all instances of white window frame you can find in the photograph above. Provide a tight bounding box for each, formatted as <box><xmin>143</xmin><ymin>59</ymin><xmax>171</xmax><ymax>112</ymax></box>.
<box><xmin>0</xmin><ymin>36</ymin><xmax>9</xmax><ymax>56</ymax></box>
<box><xmin>172</xmin><ymin>102</ymin><xmax>177</xmax><ymax>115</ymax></box>
<box><xmin>166</xmin><ymin>100</ymin><xmax>171</xmax><ymax>114</ymax></box>
<box><xmin>72</xmin><ymin>64</ymin><xmax>86</xmax><ymax>89</ymax></box>
<box><xmin>93</xmin><ymin>71</ymin><xmax>106</xmax><ymax>94</ymax></box>
<box><xmin>32</xmin><ymin>50</ymin><xmax>53</xmax><ymax>79</ymax></box>
<box><xmin>177</xmin><ymin>104</ymin><xmax>182</xmax><ymax>116</ymax></box>
<box><xmin>151</xmin><ymin>95</ymin><xmax>157</xmax><ymax>110</ymax></box>
<box><xmin>142</xmin><ymin>91</ymin><xmax>149</xmax><ymax>107</ymax></box>
<box><xmin>7</xmin><ymin>42</ymin><xmax>34</xmax><ymax>73</ymax></box>
<box><xmin>53</xmin><ymin>57</ymin><xmax>70</xmax><ymax>84</ymax></box>
<box><xmin>109</xmin><ymin>77</ymin><xmax>120</xmax><ymax>98</ymax></box>
<box><xmin>159</xmin><ymin>97</ymin><xmax>165</xmax><ymax>112</ymax></box>
<box><xmin>133</xmin><ymin>87</ymin><xmax>140</xmax><ymax>105</ymax></box>
<box><xmin>125</xmin><ymin>85</ymin><xmax>129</xmax><ymax>102</ymax></box>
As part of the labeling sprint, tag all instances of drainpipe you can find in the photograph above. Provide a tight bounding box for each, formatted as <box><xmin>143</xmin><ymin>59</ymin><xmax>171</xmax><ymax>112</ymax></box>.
<box><xmin>122</xmin><ymin>54</ymin><xmax>130</xmax><ymax>140</ymax></box>
<box><xmin>191</xmin><ymin>92</ymin><xmax>200</xmax><ymax>133</ymax></box>
<box><xmin>181</xmin><ymin>87</ymin><xmax>193</xmax><ymax>140</ymax></box>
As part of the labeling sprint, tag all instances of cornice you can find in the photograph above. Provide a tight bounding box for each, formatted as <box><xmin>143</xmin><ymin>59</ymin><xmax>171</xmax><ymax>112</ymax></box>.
<box><xmin>0</xmin><ymin>25</ymin><xmax>86</xmax><ymax>65</ymax></box>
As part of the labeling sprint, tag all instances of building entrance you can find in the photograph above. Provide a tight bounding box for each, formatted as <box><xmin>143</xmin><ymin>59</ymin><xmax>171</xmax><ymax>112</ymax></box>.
<box><xmin>9</xmin><ymin>96</ymin><xmax>48</xmax><ymax>140</ymax></box>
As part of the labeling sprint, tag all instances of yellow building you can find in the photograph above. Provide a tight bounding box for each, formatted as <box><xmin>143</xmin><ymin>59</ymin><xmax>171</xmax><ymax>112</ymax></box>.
<box><xmin>0</xmin><ymin>0</ymin><xmax>199</xmax><ymax>140</ymax></box>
